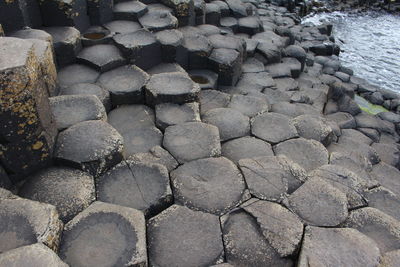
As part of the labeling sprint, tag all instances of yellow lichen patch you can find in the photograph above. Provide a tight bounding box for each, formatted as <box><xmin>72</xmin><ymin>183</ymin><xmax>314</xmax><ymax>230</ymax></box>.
<box><xmin>32</xmin><ymin>141</ymin><xmax>44</xmax><ymax>150</ymax></box>
<box><xmin>5</xmin><ymin>0</ymin><xmax>15</xmax><ymax>4</ymax></box>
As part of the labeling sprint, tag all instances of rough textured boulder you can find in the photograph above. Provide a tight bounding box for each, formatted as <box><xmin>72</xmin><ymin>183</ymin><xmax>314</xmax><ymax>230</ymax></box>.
<box><xmin>128</xmin><ymin>146</ymin><xmax>178</xmax><ymax>172</ymax></box>
<box><xmin>54</xmin><ymin>120</ymin><xmax>124</xmax><ymax>177</ymax></box>
<box><xmin>292</xmin><ymin>114</ymin><xmax>335</xmax><ymax>146</ymax></box>
<box><xmin>379</xmin><ymin>250</ymin><xmax>400</xmax><ymax>267</ymax></box>
<box><xmin>97</xmin><ymin>160</ymin><xmax>172</xmax><ymax>218</ymax></box>
<box><xmin>147</xmin><ymin>205</ymin><xmax>224</xmax><ymax>267</ymax></box>
<box><xmin>365</xmin><ymin>187</ymin><xmax>400</xmax><ymax>221</ymax></box>
<box><xmin>298</xmin><ymin>226</ymin><xmax>381</xmax><ymax>267</ymax></box>
<box><xmin>59</xmin><ymin>201</ymin><xmax>147</xmax><ymax>267</ymax></box>
<box><xmin>170</xmin><ymin>157</ymin><xmax>247</xmax><ymax>215</ymax></box>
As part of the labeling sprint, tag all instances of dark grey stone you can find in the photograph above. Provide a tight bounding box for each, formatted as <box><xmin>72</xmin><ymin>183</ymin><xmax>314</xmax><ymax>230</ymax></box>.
<box><xmin>19</xmin><ymin>167</ymin><xmax>95</xmax><ymax>223</ymax></box>
<box><xmin>208</xmin><ymin>48</ymin><xmax>243</xmax><ymax>86</ymax></box>
<box><xmin>139</xmin><ymin>9</ymin><xmax>178</xmax><ymax>32</ymax></box>
<box><xmin>325</xmin><ymin>112</ymin><xmax>356</xmax><ymax>129</ymax></box>
<box><xmin>228</xmin><ymin>94</ymin><xmax>269</xmax><ymax>117</ymax></box>
<box><xmin>87</xmin><ymin>0</ymin><xmax>113</xmax><ymax>25</ymax></box>
<box><xmin>81</xmin><ymin>26</ymin><xmax>113</xmax><ymax>47</ymax></box>
<box><xmin>163</xmin><ymin>122</ymin><xmax>221</xmax><ymax>163</ymax></box>
<box><xmin>251</xmin><ymin>112</ymin><xmax>298</xmax><ymax>144</ymax></box>
<box><xmin>265</xmin><ymin>63</ymin><xmax>292</xmax><ymax>78</ymax></box>
<box><xmin>220</xmin><ymin>17</ymin><xmax>238</xmax><ymax>32</ymax></box>
<box><xmin>199</xmin><ymin>89</ymin><xmax>231</xmax><ymax>114</ymax></box>
<box><xmin>205</xmin><ymin>3</ymin><xmax>221</xmax><ymax>25</ymax></box>
<box><xmin>237</xmin><ymin>71</ymin><xmax>276</xmax><ymax>89</ymax></box>
<box><xmin>113</xmin><ymin>0</ymin><xmax>148</xmax><ymax>21</ymax></box>
<box><xmin>170</xmin><ymin>157</ymin><xmax>246</xmax><ymax>214</ymax></box>
<box><xmin>155</xmin><ymin>102</ymin><xmax>200</xmax><ymax>130</ymax></box>
<box><xmin>104</xmin><ymin>20</ymin><xmax>142</xmax><ymax>34</ymax></box>
<box><xmin>372</xmin><ymin>162</ymin><xmax>400</xmax><ymax>197</ymax></box>
<box><xmin>57</xmin><ymin>64</ymin><xmax>99</xmax><ymax>89</ymax></box>
<box><xmin>238</xmin><ymin>16</ymin><xmax>262</xmax><ymax>35</ymax></box>
<box><xmin>226</xmin><ymin>0</ymin><xmax>248</xmax><ymax>18</ymax></box>
<box><xmin>148</xmin><ymin>205</ymin><xmax>223</xmax><ymax>267</ymax></box>
<box><xmin>242</xmin><ymin>57</ymin><xmax>265</xmax><ymax>73</ymax></box>
<box><xmin>0</xmin><ymin>0</ymin><xmax>42</xmax><ymax>34</ymax></box>
<box><xmin>147</xmin><ymin>62</ymin><xmax>186</xmax><ymax>75</ymax></box>
<box><xmin>128</xmin><ymin>145</ymin><xmax>178</xmax><ymax>172</ymax></box>
<box><xmin>255</xmin><ymin>41</ymin><xmax>281</xmax><ymax>64</ymax></box>
<box><xmin>155</xmin><ymin>29</ymin><xmax>187</xmax><ymax>64</ymax></box>
<box><xmin>77</xmin><ymin>44</ymin><xmax>125</xmax><ymax>72</ymax></box>
<box><xmin>54</xmin><ymin>120</ymin><xmax>124</xmax><ymax>177</ymax></box>
<box><xmin>182</xmin><ymin>33</ymin><xmax>212</xmax><ymax>69</ymax></box>
<box><xmin>292</xmin><ymin>114</ymin><xmax>334</xmax><ymax>146</ymax></box>
<box><xmin>97</xmin><ymin>65</ymin><xmax>149</xmax><ymax>106</ymax></box>
<box><xmin>59</xmin><ymin>201</ymin><xmax>147</xmax><ymax>267</ymax></box>
<box><xmin>365</xmin><ymin>187</ymin><xmax>400</xmax><ymax>221</ymax></box>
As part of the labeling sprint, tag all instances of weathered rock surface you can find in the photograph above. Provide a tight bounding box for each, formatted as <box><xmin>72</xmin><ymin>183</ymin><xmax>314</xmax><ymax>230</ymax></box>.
<box><xmin>128</xmin><ymin>146</ymin><xmax>178</xmax><ymax>172</ymax></box>
<box><xmin>155</xmin><ymin>102</ymin><xmax>200</xmax><ymax>130</ymax></box>
<box><xmin>59</xmin><ymin>201</ymin><xmax>147</xmax><ymax>267</ymax></box>
<box><xmin>365</xmin><ymin>187</ymin><xmax>400</xmax><ymax>221</ymax></box>
<box><xmin>148</xmin><ymin>205</ymin><xmax>224</xmax><ymax>267</ymax></box>
<box><xmin>292</xmin><ymin>114</ymin><xmax>335</xmax><ymax>146</ymax></box>
<box><xmin>170</xmin><ymin>157</ymin><xmax>246</xmax><ymax>214</ymax></box>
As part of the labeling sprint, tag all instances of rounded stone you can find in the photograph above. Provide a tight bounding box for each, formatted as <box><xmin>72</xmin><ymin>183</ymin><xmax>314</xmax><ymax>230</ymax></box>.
<box><xmin>202</xmin><ymin>108</ymin><xmax>250</xmax><ymax>141</ymax></box>
<box><xmin>97</xmin><ymin>65</ymin><xmax>149</xmax><ymax>106</ymax></box>
<box><xmin>19</xmin><ymin>167</ymin><xmax>95</xmax><ymax>223</ymax></box>
<box><xmin>59</xmin><ymin>201</ymin><xmax>147</xmax><ymax>267</ymax></box>
<box><xmin>292</xmin><ymin>114</ymin><xmax>335</xmax><ymax>146</ymax></box>
<box><xmin>54</xmin><ymin>120</ymin><xmax>124</xmax><ymax>177</ymax></box>
<box><xmin>221</xmin><ymin>136</ymin><xmax>274</xmax><ymax>164</ymax></box>
<box><xmin>365</xmin><ymin>187</ymin><xmax>400</xmax><ymax>221</ymax></box>
<box><xmin>163</xmin><ymin>122</ymin><xmax>221</xmax><ymax>163</ymax></box>
<box><xmin>251</xmin><ymin>112</ymin><xmax>298</xmax><ymax>144</ymax></box>
<box><xmin>170</xmin><ymin>157</ymin><xmax>246</xmax><ymax>215</ymax></box>
<box><xmin>59</xmin><ymin>83</ymin><xmax>111</xmax><ymax>111</ymax></box>
<box><xmin>97</xmin><ymin>160</ymin><xmax>172</xmax><ymax>218</ymax></box>
<box><xmin>147</xmin><ymin>205</ymin><xmax>224</xmax><ymax>267</ymax></box>
<box><xmin>49</xmin><ymin>95</ymin><xmax>107</xmax><ymax>130</ymax></box>
<box><xmin>58</xmin><ymin>64</ymin><xmax>100</xmax><ymax>88</ymax></box>
<box><xmin>288</xmin><ymin>177</ymin><xmax>349</xmax><ymax>227</ymax></box>
<box><xmin>274</xmin><ymin>138</ymin><xmax>329</xmax><ymax>172</ymax></box>
<box><xmin>128</xmin><ymin>145</ymin><xmax>178</xmax><ymax>172</ymax></box>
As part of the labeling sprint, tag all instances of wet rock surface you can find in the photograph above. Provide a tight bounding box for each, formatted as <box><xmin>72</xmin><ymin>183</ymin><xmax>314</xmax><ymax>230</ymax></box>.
<box><xmin>3</xmin><ymin>0</ymin><xmax>400</xmax><ymax>265</ymax></box>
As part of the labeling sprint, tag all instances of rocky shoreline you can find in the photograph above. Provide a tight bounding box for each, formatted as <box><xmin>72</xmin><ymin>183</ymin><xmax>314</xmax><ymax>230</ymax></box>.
<box><xmin>1</xmin><ymin>0</ymin><xmax>400</xmax><ymax>266</ymax></box>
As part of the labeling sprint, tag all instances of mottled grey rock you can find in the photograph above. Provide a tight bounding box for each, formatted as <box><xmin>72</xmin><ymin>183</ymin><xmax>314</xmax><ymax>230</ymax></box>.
<box><xmin>208</xmin><ymin>48</ymin><xmax>242</xmax><ymax>86</ymax></box>
<box><xmin>202</xmin><ymin>108</ymin><xmax>250</xmax><ymax>141</ymax></box>
<box><xmin>220</xmin><ymin>17</ymin><xmax>238</xmax><ymax>32</ymax></box>
<box><xmin>371</xmin><ymin>162</ymin><xmax>400</xmax><ymax>197</ymax></box>
<box><xmin>58</xmin><ymin>64</ymin><xmax>99</xmax><ymax>89</ymax></box>
<box><xmin>163</xmin><ymin>122</ymin><xmax>221</xmax><ymax>163</ymax></box>
<box><xmin>182</xmin><ymin>33</ymin><xmax>212</xmax><ymax>69</ymax></box>
<box><xmin>237</xmin><ymin>71</ymin><xmax>276</xmax><ymax>89</ymax></box>
<box><xmin>255</xmin><ymin>41</ymin><xmax>281</xmax><ymax>64</ymax></box>
<box><xmin>148</xmin><ymin>62</ymin><xmax>186</xmax><ymax>75</ymax></box>
<box><xmin>238</xmin><ymin>16</ymin><xmax>262</xmax><ymax>35</ymax></box>
<box><xmin>292</xmin><ymin>114</ymin><xmax>334</xmax><ymax>146</ymax></box>
<box><xmin>104</xmin><ymin>20</ymin><xmax>142</xmax><ymax>34</ymax></box>
<box><xmin>155</xmin><ymin>102</ymin><xmax>200</xmax><ymax>130</ymax></box>
<box><xmin>54</xmin><ymin>120</ymin><xmax>124</xmax><ymax>176</ymax></box>
<box><xmin>221</xmin><ymin>136</ymin><xmax>273</xmax><ymax>164</ymax></box>
<box><xmin>171</xmin><ymin>157</ymin><xmax>246</xmax><ymax>215</ymax></box>
<box><xmin>251</xmin><ymin>112</ymin><xmax>298</xmax><ymax>144</ymax></box>
<box><xmin>0</xmin><ymin>197</ymin><xmax>62</xmax><ymax>253</ymax></box>
<box><xmin>59</xmin><ymin>83</ymin><xmax>111</xmax><ymax>112</ymax></box>
<box><xmin>379</xmin><ymin>250</ymin><xmax>400</xmax><ymax>267</ymax></box>
<box><xmin>0</xmin><ymin>244</ymin><xmax>67</xmax><ymax>267</ymax></box>
<box><xmin>59</xmin><ymin>201</ymin><xmax>147</xmax><ymax>267</ymax></box>
<box><xmin>49</xmin><ymin>95</ymin><xmax>107</xmax><ymax>130</ymax></box>
<box><xmin>97</xmin><ymin>160</ymin><xmax>172</xmax><ymax>218</ymax></box>
<box><xmin>199</xmin><ymin>89</ymin><xmax>231</xmax><ymax>114</ymax></box>
<box><xmin>365</xmin><ymin>187</ymin><xmax>400</xmax><ymax>221</ymax></box>
<box><xmin>298</xmin><ymin>226</ymin><xmax>380</xmax><ymax>267</ymax></box>
<box><xmin>344</xmin><ymin>207</ymin><xmax>400</xmax><ymax>253</ymax></box>
<box><xmin>288</xmin><ymin>177</ymin><xmax>348</xmax><ymax>226</ymax></box>
<box><xmin>228</xmin><ymin>94</ymin><xmax>269</xmax><ymax>117</ymax></box>
<box><xmin>113</xmin><ymin>0</ymin><xmax>148</xmax><ymax>21</ymax></box>
<box><xmin>128</xmin><ymin>146</ymin><xmax>178</xmax><ymax>172</ymax></box>
<box><xmin>325</xmin><ymin>112</ymin><xmax>356</xmax><ymax>129</ymax></box>
<box><xmin>145</xmin><ymin>72</ymin><xmax>200</xmax><ymax>106</ymax></box>
<box><xmin>226</xmin><ymin>0</ymin><xmax>248</xmax><ymax>18</ymax></box>
<box><xmin>340</xmin><ymin>129</ymin><xmax>373</xmax><ymax>145</ymax></box>
<box><xmin>139</xmin><ymin>9</ymin><xmax>178</xmax><ymax>32</ymax></box>
<box><xmin>77</xmin><ymin>44</ymin><xmax>125</xmax><ymax>72</ymax></box>
<box><xmin>371</xmin><ymin>142</ymin><xmax>400</xmax><ymax>168</ymax></box>
<box><xmin>271</xmin><ymin>102</ymin><xmax>320</xmax><ymax>118</ymax></box>
<box><xmin>19</xmin><ymin>167</ymin><xmax>95</xmax><ymax>223</ymax></box>
<box><xmin>274</xmin><ymin>77</ymin><xmax>299</xmax><ymax>91</ymax></box>
<box><xmin>97</xmin><ymin>65</ymin><xmax>149</xmax><ymax>106</ymax></box>
<box><xmin>188</xmin><ymin>69</ymin><xmax>218</xmax><ymax>90</ymax></box>
<box><xmin>242</xmin><ymin>57</ymin><xmax>265</xmax><ymax>73</ymax></box>
<box><xmin>148</xmin><ymin>205</ymin><xmax>223</xmax><ymax>267</ymax></box>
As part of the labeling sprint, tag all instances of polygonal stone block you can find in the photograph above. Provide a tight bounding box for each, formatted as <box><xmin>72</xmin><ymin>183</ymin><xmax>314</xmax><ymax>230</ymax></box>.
<box><xmin>113</xmin><ymin>0</ymin><xmax>148</xmax><ymax>21</ymax></box>
<box><xmin>145</xmin><ymin>72</ymin><xmax>200</xmax><ymax>106</ymax></box>
<box><xmin>87</xmin><ymin>0</ymin><xmax>114</xmax><ymax>25</ymax></box>
<box><xmin>159</xmin><ymin>0</ymin><xmax>195</xmax><ymax>26</ymax></box>
<box><xmin>139</xmin><ymin>9</ymin><xmax>178</xmax><ymax>32</ymax></box>
<box><xmin>113</xmin><ymin>29</ymin><xmax>162</xmax><ymax>70</ymax></box>
<box><xmin>57</xmin><ymin>64</ymin><xmax>99</xmax><ymax>88</ymax></box>
<box><xmin>81</xmin><ymin>26</ymin><xmax>113</xmax><ymax>47</ymax></box>
<box><xmin>77</xmin><ymin>44</ymin><xmax>126</xmax><ymax>72</ymax></box>
<box><xmin>59</xmin><ymin>201</ymin><xmax>147</xmax><ymax>267</ymax></box>
<box><xmin>182</xmin><ymin>33</ymin><xmax>212</xmax><ymax>69</ymax></box>
<box><xmin>104</xmin><ymin>20</ymin><xmax>142</xmax><ymax>34</ymax></box>
<box><xmin>0</xmin><ymin>0</ymin><xmax>42</xmax><ymax>34</ymax></box>
<box><xmin>155</xmin><ymin>102</ymin><xmax>200</xmax><ymax>130</ymax></box>
<box><xmin>208</xmin><ymin>48</ymin><xmax>242</xmax><ymax>86</ymax></box>
<box><xmin>155</xmin><ymin>29</ymin><xmax>187</xmax><ymax>66</ymax></box>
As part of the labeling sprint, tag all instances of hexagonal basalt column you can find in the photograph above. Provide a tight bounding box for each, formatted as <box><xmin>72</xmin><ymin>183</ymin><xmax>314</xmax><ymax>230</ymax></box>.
<box><xmin>182</xmin><ymin>33</ymin><xmax>212</xmax><ymax>69</ymax></box>
<box><xmin>87</xmin><ymin>0</ymin><xmax>113</xmax><ymax>25</ymax></box>
<box><xmin>155</xmin><ymin>29</ymin><xmax>187</xmax><ymax>66</ymax></box>
<box><xmin>0</xmin><ymin>0</ymin><xmax>42</xmax><ymax>34</ymax></box>
<box><xmin>0</xmin><ymin>37</ymin><xmax>57</xmax><ymax>182</ymax></box>
<box><xmin>145</xmin><ymin>72</ymin><xmax>200</xmax><ymax>106</ymax></box>
<box><xmin>77</xmin><ymin>44</ymin><xmax>126</xmax><ymax>72</ymax></box>
<box><xmin>139</xmin><ymin>9</ymin><xmax>178</xmax><ymax>32</ymax></box>
<box><xmin>59</xmin><ymin>201</ymin><xmax>147</xmax><ymax>267</ymax></box>
<box><xmin>113</xmin><ymin>0</ymin><xmax>148</xmax><ymax>21</ymax></box>
<box><xmin>39</xmin><ymin>0</ymin><xmax>90</xmax><ymax>32</ymax></box>
<box><xmin>208</xmin><ymin>48</ymin><xmax>242</xmax><ymax>86</ymax></box>
<box><xmin>159</xmin><ymin>0</ymin><xmax>195</xmax><ymax>26</ymax></box>
<box><xmin>113</xmin><ymin>29</ymin><xmax>162</xmax><ymax>70</ymax></box>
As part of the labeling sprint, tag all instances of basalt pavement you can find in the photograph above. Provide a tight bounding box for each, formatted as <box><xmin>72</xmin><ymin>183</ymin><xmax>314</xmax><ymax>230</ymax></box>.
<box><xmin>1</xmin><ymin>0</ymin><xmax>400</xmax><ymax>266</ymax></box>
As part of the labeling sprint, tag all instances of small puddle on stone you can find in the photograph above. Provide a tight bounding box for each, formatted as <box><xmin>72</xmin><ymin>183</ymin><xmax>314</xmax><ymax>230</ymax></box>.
<box><xmin>190</xmin><ymin>75</ymin><xmax>209</xmax><ymax>84</ymax></box>
<box><xmin>83</xmin><ymin>32</ymin><xmax>106</xmax><ymax>40</ymax></box>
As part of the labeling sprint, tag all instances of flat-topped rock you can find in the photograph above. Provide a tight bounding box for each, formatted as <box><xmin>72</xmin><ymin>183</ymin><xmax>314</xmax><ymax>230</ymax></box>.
<box><xmin>128</xmin><ymin>146</ymin><xmax>178</xmax><ymax>172</ymax></box>
<box><xmin>103</xmin><ymin>20</ymin><xmax>142</xmax><ymax>34</ymax></box>
<box><xmin>325</xmin><ymin>111</ymin><xmax>356</xmax><ymax>129</ymax></box>
<box><xmin>155</xmin><ymin>102</ymin><xmax>200</xmax><ymax>130</ymax></box>
<box><xmin>113</xmin><ymin>0</ymin><xmax>148</xmax><ymax>21</ymax></box>
<box><xmin>97</xmin><ymin>160</ymin><xmax>172</xmax><ymax>218</ymax></box>
<box><xmin>288</xmin><ymin>177</ymin><xmax>348</xmax><ymax>226</ymax></box>
<box><xmin>251</xmin><ymin>112</ymin><xmax>298</xmax><ymax>144</ymax></box>
<box><xmin>19</xmin><ymin>167</ymin><xmax>95</xmax><ymax>223</ymax></box>
<box><xmin>203</xmin><ymin>107</ymin><xmax>250</xmax><ymax>141</ymax></box>
<box><xmin>97</xmin><ymin>65</ymin><xmax>149</xmax><ymax>106</ymax></box>
<box><xmin>328</xmin><ymin>138</ymin><xmax>380</xmax><ymax>165</ymax></box>
<box><xmin>0</xmin><ymin>244</ymin><xmax>67</xmax><ymax>267</ymax></box>
<box><xmin>344</xmin><ymin>207</ymin><xmax>400</xmax><ymax>253</ymax></box>
<box><xmin>242</xmin><ymin>57</ymin><xmax>265</xmax><ymax>73</ymax></box>
<box><xmin>59</xmin><ymin>83</ymin><xmax>111</xmax><ymax>111</ymax></box>
<box><xmin>205</xmin><ymin>3</ymin><xmax>221</xmax><ymax>25</ymax></box>
<box><xmin>163</xmin><ymin>122</ymin><xmax>221</xmax><ymax>163</ymax></box>
<box><xmin>0</xmin><ymin>197</ymin><xmax>62</xmax><ymax>253</ymax></box>
<box><xmin>155</xmin><ymin>29</ymin><xmax>186</xmax><ymax>63</ymax></box>
<box><xmin>58</xmin><ymin>64</ymin><xmax>100</xmax><ymax>89</ymax></box>
<box><xmin>237</xmin><ymin>71</ymin><xmax>276</xmax><ymax>89</ymax></box>
<box><xmin>182</xmin><ymin>33</ymin><xmax>212</xmax><ymax>69</ymax></box>
<box><xmin>148</xmin><ymin>62</ymin><xmax>186</xmax><ymax>75</ymax></box>
<box><xmin>49</xmin><ymin>95</ymin><xmax>107</xmax><ymax>130</ymax></box>
<box><xmin>292</xmin><ymin>114</ymin><xmax>334</xmax><ymax>146</ymax></box>
<box><xmin>365</xmin><ymin>187</ymin><xmax>400</xmax><ymax>221</ymax></box>
<box><xmin>298</xmin><ymin>226</ymin><xmax>381</xmax><ymax>267</ymax></box>
<box><xmin>139</xmin><ymin>9</ymin><xmax>178</xmax><ymax>32</ymax></box>
<box><xmin>147</xmin><ymin>205</ymin><xmax>224</xmax><ymax>267</ymax></box>
<box><xmin>221</xmin><ymin>136</ymin><xmax>274</xmax><ymax>164</ymax></box>
<box><xmin>77</xmin><ymin>44</ymin><xmax>125</xmax><ymax>72</ymax></box>
<box><xmin>238</xmin><ymin>16</ymin><xmax>263</xmax><ymax>35</ymax></box>
<box><xmin>220</xmin><ymin>17</ymin><xmax>238</xmax><ymax>32</ymax></box>
<box><xmin>199</xmin><ymin>89</ymin><xmax>231</xmax><ymax>114</ymax></box>
<box><xmin>208</xmin><ymin>48</ymin><xmax>242</xmax><ymax>86</ymax></box>
<box><xmin>11</xmin><ymin>28</ymin><xmax>53</xmax><ymax>43</ymax></box>
<box><xmin>107</xmin><ymin>104</ymin><xmax>154</xmax><ymax>132</ymax></box>
<box><xmin>371</xmin><ymin>162</ymin><xmax>400</xmax><ymax>197</ymax></box>
<box><xmin>255</xmin><ymin>41</ymin><xmax>281</xmax><ymax>64</ymax></box>
<box><xmin>228</xmin><ymin>94</ymin><xmax>269</xmax><ymax>117</ymax></box>
<box><xmin>170</xmin><ymin>157</ymin><xmax>246</xmax><ymax>214</ymax></box>
<box><xmin>274</xmin><ymin>138</ymin><xmax>329</xmax><ymax>171</ymax></box>
<box><xmin>145</xmin><ymin>72</ymin><xmax>200</xmax><ymax>106</ymax></box>
<box><xmin>113</xmin><ymin>29</ymin><xmax>161</xmax><ymax>70</ymax></box>
<box><xmin>226</xmin><ymin>0</ymin><xmax>248</xmax><ymax>18</ymax></box>
<box><xmin>54</xmin><ymin>120</ymin><xmax>124</xmax><ymax>176</ymax></box>
<box><xmin>59</xmin><ymin>201</ymin><xmax>147</xmax><ymax>267</ymax></box>
<box><xmin>371</xmin><ymin>142</ymin><xmax>400</xmax><ymax>168</ymax></box>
